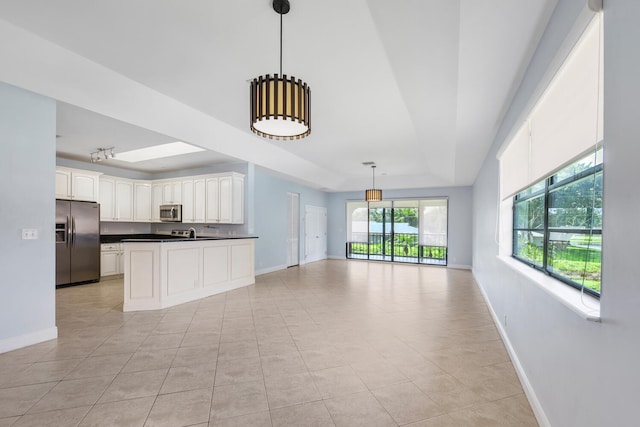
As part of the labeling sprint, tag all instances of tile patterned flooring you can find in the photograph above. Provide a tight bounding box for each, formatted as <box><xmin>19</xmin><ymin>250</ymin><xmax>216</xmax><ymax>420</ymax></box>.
<box><xmin>0</xmin><ymin>260</ymin><xmax>538</xmax><ymax>426</ymax></box>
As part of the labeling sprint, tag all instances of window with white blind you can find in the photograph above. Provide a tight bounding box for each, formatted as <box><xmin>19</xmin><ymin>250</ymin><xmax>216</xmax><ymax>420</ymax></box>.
<box><xmin>498</xmin><ymin>13</ymin><xmax>603</xmax><ymax>298</ymax></box>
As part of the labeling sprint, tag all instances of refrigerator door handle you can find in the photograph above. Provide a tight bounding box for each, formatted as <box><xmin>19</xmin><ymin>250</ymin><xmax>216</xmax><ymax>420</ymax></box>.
<box><xmin>71</xmin><ymin>215</ymin><xmax>76</xmax><ymax>247</ymax></box>
<box><xmin>67</xmin><ymin>215</ymin><xmax>71</xmax><ymax>248</ymax></box>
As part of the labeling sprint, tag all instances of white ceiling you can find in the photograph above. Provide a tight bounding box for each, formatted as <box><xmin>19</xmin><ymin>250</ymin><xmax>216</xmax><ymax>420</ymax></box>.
<box><xmin>56</xmin><ymin>102</ymin><xmax>238</xmax><ymax>173</ymax></box>
<box><xmin>0</xmin><ymin>0</ymin><xmax>557</xmax><ymax>190</ymax></box>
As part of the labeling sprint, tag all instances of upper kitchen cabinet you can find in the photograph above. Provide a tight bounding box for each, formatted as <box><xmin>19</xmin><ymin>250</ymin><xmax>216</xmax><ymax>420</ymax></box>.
<box><xmin>99</xmin><ymin>176</ymin><xmax>134</xmax><ymax>221</ymax></box>
<box><xmin>182</xmin><ymin>178</ymin><xmax>206</xmax><ymax>223</ymax></box>
<box><xmin>206</xmin><ymin>173</ymin><xmax>244</xmax><ymax>224</ymax></box>
<box><xmin>162</xmin><ymin>180</ymin><xmax>182</xmax><ymax>204</ymax></box>
<box><xmin>134</xmin><ymin>181</ymin><xmax>152</xmax><ymax>222</ymax></box>
<box><xmin>151</xmin><ymin>183</ymin><xmax>163</xmax><ymax>222</ymax></box>
<box><xmin>150</xmin><ymin>179</ymin><xmax>182</xmax><ymax>222</ymax></box>
<box><xmin>63</xmin><ymin>167</ymin><xmax>243</xmax><ymax>224</ymax></box>
<box><xmin>55</xmin><ymin>167</ymin><xmax>101</xmax><ymax>202</ymax></box>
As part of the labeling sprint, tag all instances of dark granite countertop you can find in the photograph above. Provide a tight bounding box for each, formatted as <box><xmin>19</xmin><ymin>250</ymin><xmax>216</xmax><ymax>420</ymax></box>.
<box><xmin>101</xmin><ymin>234</ymin><xmax>257</xmax><ymax>243</ymax></box>
<box><xmin>122</xmin><ymin>236</ymin><xmax>257</xmax><ymax>243</ymax></box>
<box><xmin>100</xmin><ymin>234</ymin><xmax>153</xmax><ymax>243</ymax></box>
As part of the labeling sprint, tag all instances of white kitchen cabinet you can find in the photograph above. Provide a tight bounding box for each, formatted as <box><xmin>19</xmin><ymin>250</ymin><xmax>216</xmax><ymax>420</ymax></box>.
<box><xmin>151</xmin><ymin>183</ymin><xmax>163</xmax><ymax>222</ymax></box>
<box><xmin>181</xmin><ymin>178</ymin><xmax>207</xmax><ymax>223</ymax></box>
<box><xmin>55</xmin><ymin>169</ymin><xmax>72</xmax><ymax>199</ymax></box>
<box><xmin>116</xmin><ymin>181</ymin><xmax>134</xmax><ymax>221</ymax></box>
<box><xmin>123</xmin><ymin>238</ymin><xmax>256</xmax><ymax>311</ymax></box>
<box><xmin>181</xmin><ymin>180</ymin><xmax>194</xmax><ymax>223</ymax></box>
<box><xmin>101</xmin><ymin>243</ymin><xmax>123</xmax><ymax>277</ymax></box>
<box><xmin>205</xmin><ymin>176</ymin><xmax>220</xmax><ymax>223</ymax></box>
<box><xmin>207</xmin><ymin>173</ymin><xmax>244</xmax><ymax>224</ymax></box>
<box><xmin>72</xmin><ymin>172</ymin><xmax>100</xmax><ymax>202</ymax></box>
<box><xmin>99</xmin><ymin>178</ymin><xmax>115</xmax><ymax>221</ymax></box>
<box><xmin>229</xmin><ymin>174</ymin><xmax>244</xmax><ymax>224</ymax></box>
<box><xmin>56</xmin><ymin>167</ymin><xmax>101</xmax><ymax>202</ymax></box>
<box><xmin>57</xmin><ymin>167</ymin><xmax>244</xmax><ymax>223</ymax></box>
<box><xmin>99</xmin><ymin>176</ymin><xmax>133</xmax><ymax>221</ymax></box>
<box><xmin>194</xmin><ymin>178</ymin><xmax>206</xmax><ymax>223</ymax></box>
<box><xmin>218</xmin><ymin>175</ymin><xmax>232</xmax><ymax>223</ymax></box>
<box><xmin>134</xmin><ymin>182</ymin><xmax>152</xmax><ymax>222</ymax></box>
<box><xmin>162</xmin><ymin>180</ymin><xmax>182</xmax><ymax>204</ymax></box>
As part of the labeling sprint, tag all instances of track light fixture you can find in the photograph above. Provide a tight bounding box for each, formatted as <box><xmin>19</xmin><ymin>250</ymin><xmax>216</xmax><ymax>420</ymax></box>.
<box><xmin>90</xmin><ymin>147</ymin><xmax>115</xmax><ymax>163</ymax></box>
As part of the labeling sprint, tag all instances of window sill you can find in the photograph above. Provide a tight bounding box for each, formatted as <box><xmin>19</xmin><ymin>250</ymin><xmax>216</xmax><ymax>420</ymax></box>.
<box><xmin>497</xmin><ymin>255</ymin><xmax>601</xmax><ymax>322</ymax></box>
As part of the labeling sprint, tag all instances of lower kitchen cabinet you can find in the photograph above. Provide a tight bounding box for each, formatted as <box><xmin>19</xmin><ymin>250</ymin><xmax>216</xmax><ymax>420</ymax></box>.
<box><xmin>123</xmin><ymin>238</ymin><xmax>256</xmax><ymax>311</ymax></box>
<box><xmin>101</xmin><ymin>243</ymin><xmax>123</xmax><ymax>277</ymax></box>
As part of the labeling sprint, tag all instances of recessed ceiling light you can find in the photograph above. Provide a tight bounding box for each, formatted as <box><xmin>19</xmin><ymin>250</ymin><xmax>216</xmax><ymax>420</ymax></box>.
<box><xmin>116</xmin><ymin>142</ymin><xmax>205</xmax><ymax>163</ymax></box>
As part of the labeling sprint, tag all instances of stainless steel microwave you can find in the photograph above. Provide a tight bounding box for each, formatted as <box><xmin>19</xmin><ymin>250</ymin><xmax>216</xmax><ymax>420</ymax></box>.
<box><xmin>159</xmin><ymin>204</ymin><xmax>182</xmax><ymax>222</ymax></box>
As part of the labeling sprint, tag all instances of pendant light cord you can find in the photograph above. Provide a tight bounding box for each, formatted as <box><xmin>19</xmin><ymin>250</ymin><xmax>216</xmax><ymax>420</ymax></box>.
<box><xmin>279</xmin><ymin>12</ymin><xmax>283</xmax><ymax>77</ymax></box>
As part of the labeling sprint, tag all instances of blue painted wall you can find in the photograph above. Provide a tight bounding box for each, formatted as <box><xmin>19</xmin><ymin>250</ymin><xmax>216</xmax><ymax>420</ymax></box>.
<box><xmin>0</xmin><ymin>82</ymin><xmax>57</xmax><ymax>350</ymax></box>
<box><xmin>253</xmin><ymin>169</ymin><xmax>328</xmax><ymax>273</ymax></box>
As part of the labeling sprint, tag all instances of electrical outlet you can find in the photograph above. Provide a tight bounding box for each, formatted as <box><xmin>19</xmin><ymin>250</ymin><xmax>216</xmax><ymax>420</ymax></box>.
<box><xmin>504</xmin><ymin>314</ymin><xmax>508</xmax><ymax>328</ymax></box>
<box><xmin>22</xmin><ymin>229</ymin><xmax>38</xmax><ymax>240</ymax></box>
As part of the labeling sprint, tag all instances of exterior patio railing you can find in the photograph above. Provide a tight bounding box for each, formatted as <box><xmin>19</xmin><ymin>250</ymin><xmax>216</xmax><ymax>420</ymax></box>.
<box><xmin>346</xmin><ymin>232</ymin><xmax>447</xmax><ymax>265</ymax></box>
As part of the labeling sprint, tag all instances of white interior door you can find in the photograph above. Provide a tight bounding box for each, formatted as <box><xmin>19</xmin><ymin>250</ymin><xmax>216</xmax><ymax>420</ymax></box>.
<box><xmin>304</xmin><ymin>205</ymin><xmax>327</xmax><ymax>264</ymax></box>
<box><xmin>287</xmin><ymin>193</ymin><xmax>300</xmax><ymax>267</ymax></box>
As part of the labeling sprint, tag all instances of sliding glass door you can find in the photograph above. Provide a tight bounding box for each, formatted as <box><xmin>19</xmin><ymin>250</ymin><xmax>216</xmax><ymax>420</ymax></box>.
<box><xmin>368</xmin><ymin>202</ymin><xmax>391</xmax><ymax>261</ymax></box>
<box><xmin>391</xmin><ymin>200</ymin><xmax>419</xmax><ymax>263</ymax></box>
<box><xmin>346</xmin><ymin>198</ymin><xmax>448</xmax><ymax>265</ymax></box>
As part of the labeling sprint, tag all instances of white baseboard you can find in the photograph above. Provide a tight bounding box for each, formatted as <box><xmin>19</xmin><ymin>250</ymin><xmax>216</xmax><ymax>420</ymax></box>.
<box><xmin>300</xmin><ymin>256</ymin><xmax>328</xmax><ymax>266</ymax></box>
<box><xmin>256</xmin><ymin>264</ymin><xmax>287</xmax><ymax>276</ymax></box>
<box><xmin>327</xmin><ymin>255</ymin><xmax>344</xmax><ymax>260</ymax></box>
<box><xmin>0</xmin><ymin>326</ymin><xmax>58</xmax><ymax>354</ymax></box>
<box><xmin>472</xmin><ymin>269</ymin><xmax>551</xmax><ymax>427</ymax></box>
<box><xmin>447</xmin><ymin>264</ymin><xmax>472</xmax><ymax>270</ymax></box>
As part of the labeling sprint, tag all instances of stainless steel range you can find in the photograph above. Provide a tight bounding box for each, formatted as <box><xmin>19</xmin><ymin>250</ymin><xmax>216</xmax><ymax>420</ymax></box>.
<box><xmin>171</xmin><ymin>228</ymin><xmax>196</xmax><ymax>238</ymax></box>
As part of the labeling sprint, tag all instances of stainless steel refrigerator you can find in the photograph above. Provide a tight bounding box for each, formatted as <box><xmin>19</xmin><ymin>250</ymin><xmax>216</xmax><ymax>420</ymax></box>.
<box><xmin>56</xmin><ymin>200</ymin><xmax>100</xmax><ymax>287</ymax></box>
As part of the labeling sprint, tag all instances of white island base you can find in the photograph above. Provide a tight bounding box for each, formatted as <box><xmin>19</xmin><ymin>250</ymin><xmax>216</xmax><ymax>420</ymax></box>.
<box><xmin>123</xmin><ymin>238</ymin><xmax>255</xmax><ymax>312</ymax></box>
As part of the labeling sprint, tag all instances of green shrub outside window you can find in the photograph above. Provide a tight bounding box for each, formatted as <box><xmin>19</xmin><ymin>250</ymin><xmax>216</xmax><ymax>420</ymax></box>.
<box><xmin>513</xmin><ymin>150</ymin><xmax>603</xmax><ymax>297</ymax></box>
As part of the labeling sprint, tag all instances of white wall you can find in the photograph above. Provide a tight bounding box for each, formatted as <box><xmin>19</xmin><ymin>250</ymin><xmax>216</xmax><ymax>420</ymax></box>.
<box><xmin>472</xmin><ymin>1</ymin><xmax>640</xmax><ymax>426</ymax></box>
<box><xmin>0</xmin><ymin>82</ymin><xmax>57</xmax><ymax>352</ymax></box>
<box><xmin>253</xmin><ymin>169</ymin><xmax>328</xmax><ymax>274</ymax></box>
<box><xmin>327</xmin><ymin>186</ymin><xmax>473</xmax><ymax>268</ymax></box>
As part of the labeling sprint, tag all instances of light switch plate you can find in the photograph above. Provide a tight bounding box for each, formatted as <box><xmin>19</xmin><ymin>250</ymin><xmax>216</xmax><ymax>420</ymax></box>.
<box><xmin>22</xmin><ymin>229</ymin><xmax>38</xmax><ymax>240</ymax></box>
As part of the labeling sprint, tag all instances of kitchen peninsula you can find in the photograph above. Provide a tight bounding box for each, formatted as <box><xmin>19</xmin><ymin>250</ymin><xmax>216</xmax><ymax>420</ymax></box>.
<box><xmin>122</xmin><ymin>235</ymin><xmax>256</xmax><ymax>312</ymax></box>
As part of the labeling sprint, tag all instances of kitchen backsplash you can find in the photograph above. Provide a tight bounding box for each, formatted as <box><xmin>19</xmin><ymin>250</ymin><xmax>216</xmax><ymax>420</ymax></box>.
<box><xmin>100</xmin><ymin>222</ymin><xmax>151</xmax><ymax>235</ymax></box>
<box><xmin>100</xmin><ymin>222</ymin><xmax>248</xmax><ymax>236</ymax></box>
<box><xmin>151</xmin><ymin>223</ymin><xmax>246</xmax><ymax>236</ymax></box>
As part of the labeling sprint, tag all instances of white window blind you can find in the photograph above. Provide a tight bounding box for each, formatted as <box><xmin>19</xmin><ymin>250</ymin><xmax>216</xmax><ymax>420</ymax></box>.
<box><xmin>346</xmin><ymin>202</ymin><xmax>368</xmax><ymax>243</ymax></box>
<box><xmin>419</xmin><ymin>199</ymin><xmax>448</xmax><ymax>246</ymax></box>
<box><xmin>500</xmin><ymin>121</ymin><xmax>530</xmax><ymax>200</ymax></box>
<box><xmin>529</xmin><ymin>14</ymin><xmax>603</xmax><ymax>183</ymax></box>
<box><xmin>498</xmin><ymin>14</ymin><xmax>603</xmax><ymax>200</ymax></box>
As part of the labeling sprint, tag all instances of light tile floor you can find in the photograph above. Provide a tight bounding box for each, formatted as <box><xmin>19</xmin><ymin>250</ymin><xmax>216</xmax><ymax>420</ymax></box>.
<box><xmin>0</xmin><ymin>260</ymin><xmax>538</xmax><ymax>426</ymax></box>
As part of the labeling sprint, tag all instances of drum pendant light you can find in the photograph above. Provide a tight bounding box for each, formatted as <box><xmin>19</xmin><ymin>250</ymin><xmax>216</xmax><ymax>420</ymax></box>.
<box><xmin>250</xmin><ymin>0</ymin><xmax>311</xmax><ymax>140</ymax></box>
<box><xmin>365</xmin><ymin>165</ymin><xmax>383</xmax><ymax>202</ymax></box>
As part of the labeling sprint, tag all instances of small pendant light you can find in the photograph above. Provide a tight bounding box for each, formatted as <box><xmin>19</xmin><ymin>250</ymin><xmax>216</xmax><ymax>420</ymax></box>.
<box><xmin>365</xmin><ymin>165</ymin><xmax>382</xmax><ymax>202</ymax></box>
